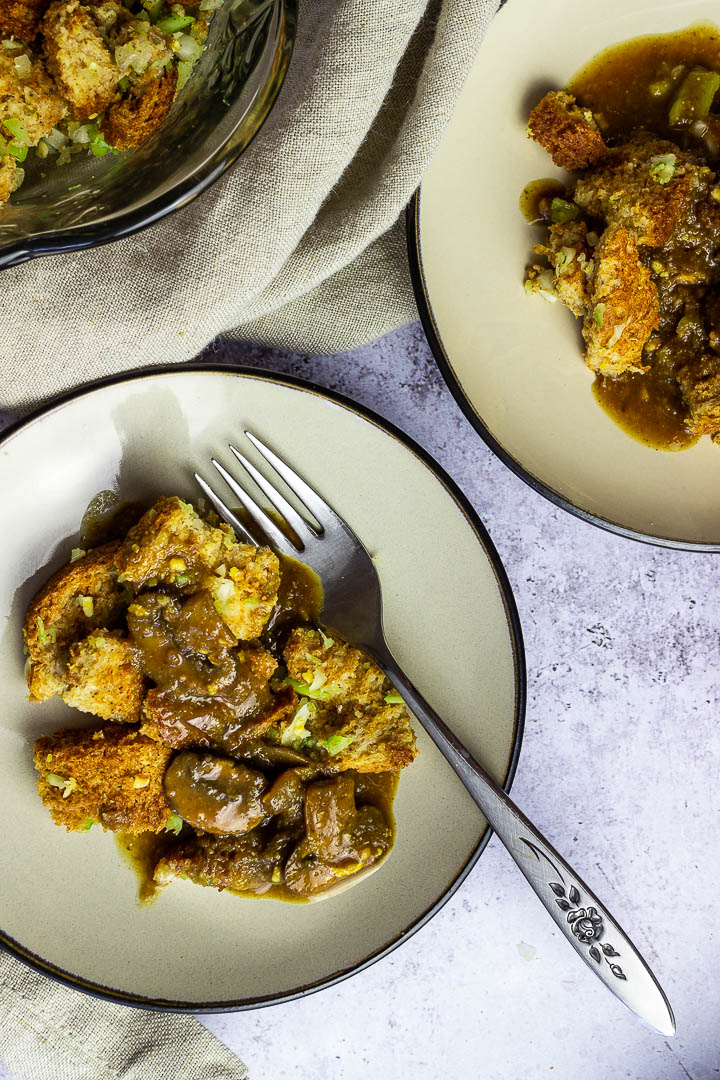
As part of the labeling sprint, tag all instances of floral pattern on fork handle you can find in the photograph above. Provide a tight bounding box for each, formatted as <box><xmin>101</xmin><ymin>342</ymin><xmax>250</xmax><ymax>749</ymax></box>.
<box><xmin>519</xmin><ymin>837</ymin><xmax>626</xmax><ymax>979</ymax></box>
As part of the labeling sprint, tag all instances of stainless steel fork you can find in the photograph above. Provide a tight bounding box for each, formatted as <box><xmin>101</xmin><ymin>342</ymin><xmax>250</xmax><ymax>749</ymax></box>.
<box><xmin>195</xmin><ymin>430</ymin><xmax>675</xmax><ymax>1037</ymax></box>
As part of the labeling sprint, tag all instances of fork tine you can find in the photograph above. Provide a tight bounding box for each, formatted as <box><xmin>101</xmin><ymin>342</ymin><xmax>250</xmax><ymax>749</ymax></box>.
<box><xmin>210</xmin><ymin>458</ymin><xmax>300</xmax><ymax>557</ymax></box>
<box><xmin>193</xmin><ymin>472</ymin><xmax>258</xmax><ymax>546</ymax></box>
<box><xmin>244</xmin><ymin>431</ymin><xmax>342</xmax><ymax>532</ymax></box>
<box><xmin>228</xmin><ymin>444</ymin><xmax>317</xmax><ymax>543</ymax></box>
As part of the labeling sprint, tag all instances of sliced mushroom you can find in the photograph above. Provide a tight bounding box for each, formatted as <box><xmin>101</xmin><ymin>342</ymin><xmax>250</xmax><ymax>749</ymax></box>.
<box><xmin>163</xmin><ymin>751</ymin><xmax>266</xmax><ymax>835</ymax></box>
<box><xmin>284</xmin><ymin>774</ymin><xmax>391</xmax><ymax>896</ymax></box>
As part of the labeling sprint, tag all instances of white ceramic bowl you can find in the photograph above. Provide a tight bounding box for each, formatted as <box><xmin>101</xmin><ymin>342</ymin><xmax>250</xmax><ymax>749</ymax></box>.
<box><xmin>0</xmin><ymin>367</ymin><xmax>524</xmax><ymax>1010</ymax></box>
<box><xmin>410</xmin><ymin>0</ymin><xmax>720</xmax><ymax>550</ymax></box>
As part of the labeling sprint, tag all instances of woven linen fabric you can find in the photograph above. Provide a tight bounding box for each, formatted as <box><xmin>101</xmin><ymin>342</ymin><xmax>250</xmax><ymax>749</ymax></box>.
<box><xmin>0</xmin><ymin>0</ymin><xmax>500</xmax><ymax>412</ymax></box>
<box><xmin>0</xmin><ymin>951</ymin><xmax>248</xmax><ymax>1080</ymax></box>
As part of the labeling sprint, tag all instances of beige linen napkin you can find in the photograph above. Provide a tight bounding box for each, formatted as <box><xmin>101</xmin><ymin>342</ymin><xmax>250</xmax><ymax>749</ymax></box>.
<box><xmin>0</xmin><ymin>0</ymin><xmax>500</xmax><ymax>412</ymax></box>
<box><xmin>0</xmin><ymin>951</ymin><xmax>248</xmax><ymax>1080</ymax></box>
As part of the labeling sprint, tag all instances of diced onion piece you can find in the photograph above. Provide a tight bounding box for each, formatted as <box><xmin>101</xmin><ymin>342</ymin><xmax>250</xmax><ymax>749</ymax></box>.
<box><xmin>13</xmin><ymin>53</ymin><xmax>31</xmax><ymax>78</ymax></box>
<box><xmin>46</xmin><ymin>128</ymin><xmax>68</xmax><ymax>149</ymax></box>
<box><xmin>607</xmin><ymin>318</ymin><xmax>630</xmax><ymax>347</ymax></box>
<box><xmin>175</xmin><ymin>33</ymin><xmax>202</xmax><ymax>61</ymax></box>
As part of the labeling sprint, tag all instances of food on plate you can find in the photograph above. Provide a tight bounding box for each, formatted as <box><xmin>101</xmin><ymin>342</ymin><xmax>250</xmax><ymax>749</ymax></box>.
<box><xmin>0</xmin><ymin>0</ymin><xmax>221</xmax><ymax>208</ymax></box>
<box><xmin>523</xmin><ymin>25</ymin><xmax>720</xmax><ymax>450</ymax></box>
<box><xmin>25</xmin><ymin>496</ymin><xmax>417</xmax><ymax>902</ymax></box>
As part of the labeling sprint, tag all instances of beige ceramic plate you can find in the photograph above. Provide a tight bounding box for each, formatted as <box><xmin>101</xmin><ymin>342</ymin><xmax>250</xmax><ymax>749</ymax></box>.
<box><xmin>410</xmin><ymin>0</ymin><xmax>720</xmax><ymax>550</ymax></box>
<box><xmin>0</xmin><ymin>366</ymin><xmax>524</xmax><ymax>1010</ymax></box>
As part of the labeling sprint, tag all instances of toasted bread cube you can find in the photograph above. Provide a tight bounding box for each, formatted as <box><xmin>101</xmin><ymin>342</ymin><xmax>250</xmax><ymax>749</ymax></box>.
<box><xmin>531</xmin><ymin>220</ymin><xmax>593</xmax><ymax>318</ymax></box>
<box><xmin>313</xmin><ymin>700</ymin><xmax>418</xmax><ymax>773</ymax></box>
<box><xmin>204</xmin><ymin>545</ymin><xmax>280</xmax><ymax>641</ymax></box>
<box><xmin>282</xmin><ymin>628</ymin><xmax>417</xmax><ymax>772</ymax></box>
<box><xmin>42</xmin><ymin>0</ymin><xmax>118</xmax><ymax>120</ymax></box>
<box><xmin>0</xmin><ymin>0</ymin><xmax>51</xmax><ymax>41</ymax></box>
<box><xmin>24</xmin><ymin>541</ymin><xmax>130</xmax><ymax>702</ymax></box>
<box><xmin>284</xmin><ymin>627</ymin><xmax>387</xmax><ymax>704</ymax></box>
<box><xmin>63</xmin><ymin>630</ymin><xmax>144</xmax><ymax>722</ymax></box>
<box><xmin>582</xmin><ymin>226</ymin><xmax>659</xmax><ymax>376</ymax></box>
<box><xmin>574</xmin><ymin>134</ymin><xmax>713</xmax><ymax>248</ymax></box>
<box><xmin>33</xmin><ymin>724</ymin><xmax>172</xmax><ymax>833</ymax></box>
<box><xmin>0</xmin><ymin>47</ymin><xmax>66</xmax><ymax>145</ymax></box>
<box><xmin>103</xmin><ymin>65</ymin><xmax>176</xmax><ymax>150</ymax></box>
<box><xmin>112</xmin><ymin>17</ymin><xmax>173</xmax><ymax>86</ymax></box>
<box><xmin>114</xmin><ymin>496</ymin><xmax>227</xmax><ymax>589</ymax></box>
<box><xmin>527</xmin><ymin>90</ymin><xmax>607</xmax><ymax>172</ymax></box>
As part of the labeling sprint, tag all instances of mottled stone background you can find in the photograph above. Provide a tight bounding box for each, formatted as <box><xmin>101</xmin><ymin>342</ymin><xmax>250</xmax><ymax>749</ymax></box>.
<box><xmin>2</xmin><ymin>322</ymin><xmax>718</xmax><ymax>1080</ymax></box>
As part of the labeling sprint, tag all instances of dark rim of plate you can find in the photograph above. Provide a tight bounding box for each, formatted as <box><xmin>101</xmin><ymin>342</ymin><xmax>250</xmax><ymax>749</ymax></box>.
<box><xmin>0</xmin><ymin>0</ymin><xmax>297</xmax><ymax>270</ymax></box>
<box><xmin>0</xmin><ymin>363</ymin><xmax>527</xmax><ymax>1013</ymax></box>
<box><xmin>407</xmin><ymin>179</ymin><xmax>720</xmax><ymax>552</ymax></box>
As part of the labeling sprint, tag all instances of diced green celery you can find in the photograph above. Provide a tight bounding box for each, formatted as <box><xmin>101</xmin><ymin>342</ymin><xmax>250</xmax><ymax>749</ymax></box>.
<box><xmin>156</xmin><ymin>13</ymin><xmax>194</xmax><ymax>31</ymax></box>
<box><xmin>549</xmin><ymin>198</ymin><xmax>579</xmax><ymax>224</ymax></box>
<box><xmin>176</xmin><ymin>59</ymin><xmax>193</xmax><ymax>89</ymax></box>
<box><xmin>648</xmin><ymin>154</ymin><xmax>676</xmax><ymax>184</ymax></box>
<box><xmin>3</xmin><ymin>117</ymin><xmax>29</xmax><ymax>144</ymax></box>
<box><xmin>320</xmin><ymin>734</ymin><xmax>354</xmax><ymax>755</ymax></box>
<box><xmin>669</xmin><ymin>68</ymin><xmax>720</xmax><ymax>125</ymax></box>
<box><xmin>165</xmin><ymin>812</ymin><xmax>183</xmax><ymax>835</ymax></box>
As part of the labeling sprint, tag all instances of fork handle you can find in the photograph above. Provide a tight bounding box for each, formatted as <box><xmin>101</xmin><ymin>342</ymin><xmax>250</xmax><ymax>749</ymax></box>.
<box><xmin>367</xmin><ymin>641</ymin><xmax>675</xmax><ymax>1036</ymax></box>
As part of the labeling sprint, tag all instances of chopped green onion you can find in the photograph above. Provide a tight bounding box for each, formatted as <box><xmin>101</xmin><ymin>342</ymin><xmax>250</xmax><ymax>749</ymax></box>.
<box><xmin>156</xmin><ymin>13</ymin><xmax>194</xmax><ymax>31</ymax></box>
<box><xmin>8</xmin><ymin>142</ymin><xmax>27</xmax><ymax>161</ymax></box>
<box><xmin>80</xmin><ymin>595</ymin><xmax>94</xmax><ymax>617</ymax></box>
<box><xmin>593</xmin><ymin>303</ymin><xmax>605</xmax><ymax>329</ymax></box>
<box><xmin>648</xmin><ymin>153</ymin><xmax>676</xmax><ymax>184</ymax></box>
<box><xmin>669</xmin><ymin>68</ymin><xmax>720</xmax><ymax>126</ymax></box>
<box><xmin>175</xmin><ymin>573</ymin><xmax>190</xmax><ymax>586</ymax></box>
<box><xmin>165</xmin><ymin>812</ymin><xmax>183</xmax><ymax>835</ymax></box>
<box><xmin>82</xmin><ymin>818</ymin><xmax>95</xmax><ymax>831</ymax></box>
<box><xmin>549</xmin><ymin>197</ymin><xmax>579</xmax><ymax>224</ymax></box>
<box><xmin>68</xmin><ymin>183</ymin><xmax>82</xmax><ymax>191</ymax></box>
<box><xmin>117</xmin><ymin>75</ymin><xmax>130</xmax><ymax>92</ymax></box>
<box><xmin>384</xmin><ymin>691</ymin><xmax>404</xmax><ymax>704</ymax></box>
<box><xmin>318</xmin><ymin>629</ymin><xmax>334</xmax><ymax>650</ymax></box>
